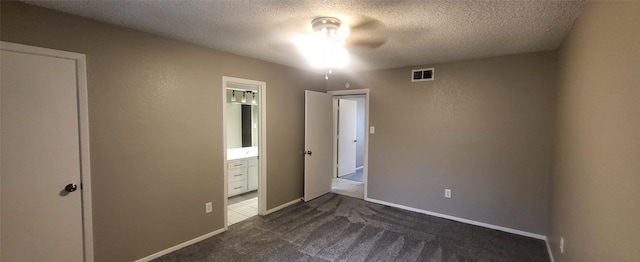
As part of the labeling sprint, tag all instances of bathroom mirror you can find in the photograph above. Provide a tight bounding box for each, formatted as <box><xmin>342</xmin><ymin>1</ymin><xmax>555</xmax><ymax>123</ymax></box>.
<box><xmin>226</xmin><ymin>89</ymin><xmax>258</xmax><ymax>149</ymax></box>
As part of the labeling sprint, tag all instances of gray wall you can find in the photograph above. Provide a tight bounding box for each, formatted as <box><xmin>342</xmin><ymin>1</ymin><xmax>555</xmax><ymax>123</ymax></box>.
<box><xmin>327</xmin><ymin>52</ymin><xmax>557</xmax><ymax>235</ymax></box>
<box><xmin>6</xmin><ymin>1</ymin><xmax>638</xmax><ymax>261</ymax></box>
<box><xmin>550</xmin><ymin>2</ymin><xmax>640</xmax><ymax>261</ymax></box>
<box><xmin>0</xmin><ymin>2</ymin><xmax>324</xmax><ymax>261</ymax></box>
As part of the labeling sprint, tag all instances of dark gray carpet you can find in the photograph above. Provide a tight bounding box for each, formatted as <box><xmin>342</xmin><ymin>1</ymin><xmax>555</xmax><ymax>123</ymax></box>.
<box><xmin>154</xmin><ymin>194</ymin><xmax>549</xmax><ymax>262</ymax></box>
<box><xmin>340</xmin><ymin>169</ymin><xmax>363</xmax><ymax>182</ymax></box>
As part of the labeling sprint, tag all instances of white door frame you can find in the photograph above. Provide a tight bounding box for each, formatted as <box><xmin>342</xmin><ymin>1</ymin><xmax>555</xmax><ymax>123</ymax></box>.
<box><xmin>0</xmin><ymin>41</ymin><xmax>94</xmax><ymax>262</ymax></box>
<box><xmin>328</xmin><ymin>89</ymin><xmax>370</xmax><ymax>198</ymax></box>
<box><xmin>221</xmin><ymin>76</ymin><xmax>267</xmax><ymax>228</ymax></box>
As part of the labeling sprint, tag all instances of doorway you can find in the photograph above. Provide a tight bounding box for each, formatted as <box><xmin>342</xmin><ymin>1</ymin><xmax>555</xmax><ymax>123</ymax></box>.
<box><xmin>222</xmin><ymin>77</ymin><xmax>266</xmax><ymax>227</ymax></box>
<box><xmin>303</xmin><ymin>89</ymin><xmax>369</xmax><ymax>201</ymax></box>
<box><xmin>330</xmin><ymin>90</ymin><xmax>369</xmax><ymax>199</ymax></box>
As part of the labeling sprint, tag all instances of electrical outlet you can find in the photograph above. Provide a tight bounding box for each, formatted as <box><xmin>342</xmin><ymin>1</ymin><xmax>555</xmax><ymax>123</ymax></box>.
<box><xmin>205</xmin><ymin>202</ymin><xmax>212</xmax><ymax>213</ymax></box>
<box><xmin>445</xmin><ymin>189</ymin><xmax>452</xmax><ymax>198</ymax></box>
<box><xmin>560</xmin><ymin>237</ymin><xmax>565</xmax><ymax>254</ymax></box>
<box><xmin>369</xmin><ymin>126</ymin><xmax>375</xmax><ymax>134</ymax></box>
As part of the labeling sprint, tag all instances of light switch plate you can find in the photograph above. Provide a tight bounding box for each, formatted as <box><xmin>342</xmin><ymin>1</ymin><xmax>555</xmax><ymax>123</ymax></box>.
<box><xmin>369</xmin><ymin>126</ymin><xmax>375</xmax><ymax>134</ymax></box>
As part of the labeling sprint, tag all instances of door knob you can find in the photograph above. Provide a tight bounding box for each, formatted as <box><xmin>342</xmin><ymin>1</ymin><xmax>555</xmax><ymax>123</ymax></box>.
<box><xmin>65</xmin><ymin>183</ymin><xmax>78</xmax><ymax>192</ymax></box>
<box><xmin>353</xmin><ymin>140</ymin><xmax>357</xmax><ymax>143</ymax></box>
<box><xmin>304</xmin><ymin>150</ymin><xmax>313</xmax><ymax>156</ymax></box>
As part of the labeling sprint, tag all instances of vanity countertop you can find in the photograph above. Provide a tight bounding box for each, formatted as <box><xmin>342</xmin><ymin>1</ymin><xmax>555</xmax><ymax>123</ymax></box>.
<box><xmin>227</xmin><ymin>147</ymin><xmax>258</xmax><ymax>160</ymax></box>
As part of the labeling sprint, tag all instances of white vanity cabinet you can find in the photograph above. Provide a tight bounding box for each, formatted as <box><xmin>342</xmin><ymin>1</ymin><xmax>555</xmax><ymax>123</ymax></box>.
<box><xmin>247</xmin><ymin>158</ymin><xmax>258</xmax><ymax>191</ymax></box>
<box><xmin>228</xmin><ymin>157</ymin><xmax>258</xmax><ymax>196</ymax></box>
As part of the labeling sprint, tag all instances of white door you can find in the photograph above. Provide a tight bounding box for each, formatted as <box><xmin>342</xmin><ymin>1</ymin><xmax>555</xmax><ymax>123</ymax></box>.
<box><xmin>1</xmin><ymin>46</ymin><xmax>87</xmax><ymax>261</ymax></box>
<box><xmin>337</xmin><ymin>99</ymin><xmax>357</xmax><ymax>177</ymax></box>
<box><xmin>304</xmin><ymin>90</ymin><xmax>333</xmax><ymax>201</ymax></box>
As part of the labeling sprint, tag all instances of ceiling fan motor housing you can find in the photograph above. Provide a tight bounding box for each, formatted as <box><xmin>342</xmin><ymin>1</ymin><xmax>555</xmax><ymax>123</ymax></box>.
<box><xmin>311</xmin><ymin>16</ymin><xmax>342</xmax><ymax>37</ymax></box>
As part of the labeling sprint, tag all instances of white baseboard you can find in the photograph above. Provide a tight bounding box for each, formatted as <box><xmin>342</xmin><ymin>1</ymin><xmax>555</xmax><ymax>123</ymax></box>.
<box><xmin>134</xmin><ymin>227</ymin><xmax>226</xmax><ymax>262</ymax></box>
<box><xmin>546</xmin><ymin>238</ymin><xmax>555</xmax><ymax>262</ymax></box>
<box><xmin>364</xmin><ymin>197</ymin><xmax>546</xmax><ymax>240</ymax></box>
<box><xmin>263</xmin><ymin>197</ymin><xmax>302</xmax><ymax>215</ymax></box>
<box><xmin>356</xmin><ymin>166</ymin><xmax>364</xmax><ymax>170</ymax></box>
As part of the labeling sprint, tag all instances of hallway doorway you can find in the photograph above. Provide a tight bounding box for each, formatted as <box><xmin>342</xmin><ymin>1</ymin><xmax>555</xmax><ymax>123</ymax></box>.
<box><xmin>330</xmin><ymin>90</ymin><xmax>369</xmax><ymax>199</ymax></box>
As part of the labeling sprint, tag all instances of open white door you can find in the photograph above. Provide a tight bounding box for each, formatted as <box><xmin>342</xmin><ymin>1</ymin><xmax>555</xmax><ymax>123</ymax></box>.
<box><xmin>337</xmin><ymin>99</ymin><xmax>357</xmax><ymax>177</ymax></box>
<box><xmin>304</xmin><ymin>90</ymin><xmax>333</xmax><ymax>201</ymax></box>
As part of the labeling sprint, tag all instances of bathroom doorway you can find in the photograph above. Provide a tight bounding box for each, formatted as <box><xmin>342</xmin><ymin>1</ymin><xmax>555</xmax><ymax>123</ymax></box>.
<box><xmin>222</xmin><ymin>77</ymin><xmax>266</xmax><ymax>227</ymax></box>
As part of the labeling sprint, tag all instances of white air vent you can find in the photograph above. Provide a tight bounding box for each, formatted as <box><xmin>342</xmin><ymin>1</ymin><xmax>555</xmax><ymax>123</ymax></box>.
<box><xmin>411</xmin><ymin>68</ymin><xmax>434</xmax><ymax>82</ymax></box>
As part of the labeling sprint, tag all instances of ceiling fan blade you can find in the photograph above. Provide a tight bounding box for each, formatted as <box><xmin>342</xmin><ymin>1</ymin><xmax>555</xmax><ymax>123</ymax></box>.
<box><xmin>347</xmin><ymin>16</ymin><xmax>387</xmax><ymax>49</ymax></box>
<box><xmin>346</xmin><ymin>38</ymin><xmax>388</xmax><ymax>49</ymax></box>
<box><xmin>349</xmin><ymin>16</ymin><xmax>384</xmax><ymax>32</ymax></box>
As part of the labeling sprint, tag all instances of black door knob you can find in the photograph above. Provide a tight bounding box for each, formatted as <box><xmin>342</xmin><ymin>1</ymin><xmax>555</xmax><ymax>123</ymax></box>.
<box><xmin>65</xmin><ymin>183</ymin><xmax>78</xmax><ymax>192</ymax></box>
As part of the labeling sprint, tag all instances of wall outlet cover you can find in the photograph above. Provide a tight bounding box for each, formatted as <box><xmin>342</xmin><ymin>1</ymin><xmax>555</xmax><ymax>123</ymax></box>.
<box><xmin>445</xmin><ymin>189</ymin><xmax>452</xmax><ymax>198</ymax></box>
<box><xmin>205</xmin><ymin>202</ymin><xmax>213</xmax><ymax>213</ymax></box>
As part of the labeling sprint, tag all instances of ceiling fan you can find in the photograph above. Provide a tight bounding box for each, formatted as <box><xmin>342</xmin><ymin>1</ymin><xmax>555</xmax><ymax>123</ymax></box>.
<box><xmin>305</xmin><ymin>16</ymin><xmax>387</xmax><ymax>49</ymax></box>
<box><xmin>295</xmin><ymin>16</ymin><xmax>387</xmax><ymax>77</ymax></box>
<box><xmin>318</xmin><ymin>16</ymin><xmax>387</xmax><ymax>49</ymax></box>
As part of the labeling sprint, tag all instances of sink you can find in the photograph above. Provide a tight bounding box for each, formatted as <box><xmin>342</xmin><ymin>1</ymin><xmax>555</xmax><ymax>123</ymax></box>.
<box><xmin>227</xmin><ymin>147</ymin><xmax>258</xmax><ymax>160</ymax></box>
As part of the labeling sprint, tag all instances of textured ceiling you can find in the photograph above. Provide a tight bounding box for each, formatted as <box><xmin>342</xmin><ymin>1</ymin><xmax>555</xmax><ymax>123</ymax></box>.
<box><xmin>24</xmin><ymin>0</ymin><xmax>585</xmax><ymax>73</ymax></box>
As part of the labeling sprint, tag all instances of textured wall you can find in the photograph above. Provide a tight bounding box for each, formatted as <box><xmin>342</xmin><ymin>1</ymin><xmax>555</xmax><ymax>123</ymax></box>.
<box><xmin>550</xmin><ymin>2</ymin><xmax>640</xmax><ymax>261</ymax></box>
<box><xmin>327</xmin><ymin>52</ymin><xmax>557</xmax><ymax>235</ymax></box>
<box><xmin>0</xmin><ymin>2</ymin><xmax>324</xmax><ymax>261</ymax></box>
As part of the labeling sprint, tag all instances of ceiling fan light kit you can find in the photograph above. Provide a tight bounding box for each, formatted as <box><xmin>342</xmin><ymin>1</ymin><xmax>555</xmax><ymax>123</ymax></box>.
<box><xmin>311</xmin><ymin>17</ymin><xmax>349</xmax><ymax>41</ymax></box>
<box><xmin>296</xmin><ymin>16</ymin><xmax>351</xmax><ymax>78</ymax></box>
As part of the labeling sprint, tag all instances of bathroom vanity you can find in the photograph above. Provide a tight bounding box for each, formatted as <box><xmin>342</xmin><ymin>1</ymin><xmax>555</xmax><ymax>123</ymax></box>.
<box><xmin>227</xmin><ymin>147</ymin><xmax>258</xmax><ymax>196</ymax></box>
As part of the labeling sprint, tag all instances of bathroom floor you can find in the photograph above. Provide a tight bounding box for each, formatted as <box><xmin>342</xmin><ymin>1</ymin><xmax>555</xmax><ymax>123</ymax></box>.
<box><xmin>227</xmin><ymin>192</ymin><xmax>258</xmax><ymax>226</ymax></box>
<box><xmin>228</xmin><ymin>191</ymin><xmax>257</xmax><ymax>205</ymax></box>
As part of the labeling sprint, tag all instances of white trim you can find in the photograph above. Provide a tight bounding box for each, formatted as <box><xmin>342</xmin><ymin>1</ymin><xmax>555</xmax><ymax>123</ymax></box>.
<box><xmin>222</xmin><ymin>76</ymin><xmax>267</xmax><ymax>230</ymax></box>
<box><xmin>133</xmin><ymin>228</ymin><xmax>226</xmax><ymax>262</ymax></box>
<box><xmin>258</xmin><ymin>82</ymin><xmax>267</xmax><ymax>216</ymax></box>
<box><xmin>331</xmin><ymin>98</ymin><xmax>339</xmax><ymax>178</ymax></box>
<box><xmin>1</xmin><ymin>41</ymin><xmax>84</xmax><ymax>60</ymax></box>
<box><xmin>546</xmin><ymin>238</ymin><xmax>555</xmax><ymax>262</ymax></box>
<box><xmin>364</xmin><ymin>197</ymin><xmax>546</xmax><ymax>240</ymax></box>
<box><xmin>355</xmin><ymin>166</ymin><xmax>364</xmax><ymax>171</ymax></box>
<box><xmin>328</xmin><ymin>89</ymin><xmax>370</xmax><ymax>199</ymax></box>
<box><xmin>263</xmin><ymin>198</ymin><xmax>302</xmax><ymax>215</ymax></box>
<box><xmin>221</xmin><ymin>78</ymin><xmax>228</xmax><ymax>228</ymax></box>
<box><xmin>0</xmin><ymin>41</ymin><xmax>95</xmax><ymax>262</ymax></box>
